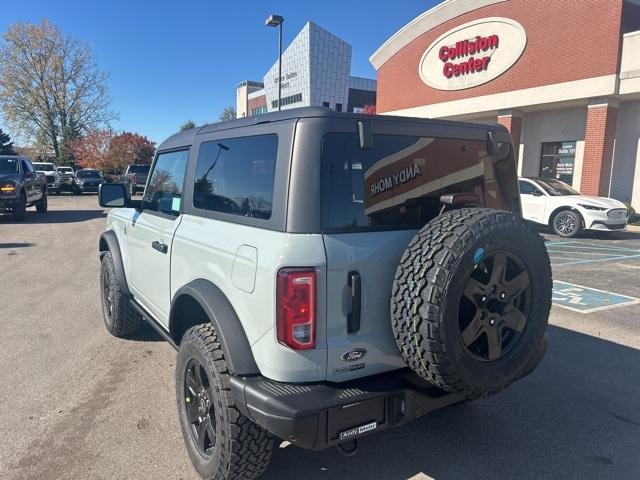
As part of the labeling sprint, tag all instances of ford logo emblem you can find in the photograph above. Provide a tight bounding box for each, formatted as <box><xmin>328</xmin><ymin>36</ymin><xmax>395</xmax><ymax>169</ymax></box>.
<box><xmin>341</xmin><ymin>348</ymin><xmax>367</xmax><ymax>362</ymax></box>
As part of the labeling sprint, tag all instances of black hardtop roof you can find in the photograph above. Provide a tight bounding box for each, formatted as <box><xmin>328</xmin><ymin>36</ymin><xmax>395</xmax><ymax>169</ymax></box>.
<box><xmin>157</xmin><ymin>107</ymin><xmax>504</xmax><ymax>151</ymax></box>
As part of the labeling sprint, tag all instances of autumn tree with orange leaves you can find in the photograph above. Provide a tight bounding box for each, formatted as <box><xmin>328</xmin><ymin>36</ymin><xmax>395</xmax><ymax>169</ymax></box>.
<box><xmin>107</xmin><ymin>132</ymin><xmax>155</xmax><ymax>173</ymax></box>
<box><xmin>70</xmin><ymin>130</ymin><xmax>155</xmax><ymax>173</ymax></box>
<box><xmin>69</xmin><ymin>129</ymin><xmax>113</xmax><ymax>171</ymax></box>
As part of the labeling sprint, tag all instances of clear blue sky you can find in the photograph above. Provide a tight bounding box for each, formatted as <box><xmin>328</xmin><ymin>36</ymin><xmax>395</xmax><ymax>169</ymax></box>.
<box><xmin>2</xmin><ymin>0</ymin><xmax>438</xmax><ymax>144</ymax></box>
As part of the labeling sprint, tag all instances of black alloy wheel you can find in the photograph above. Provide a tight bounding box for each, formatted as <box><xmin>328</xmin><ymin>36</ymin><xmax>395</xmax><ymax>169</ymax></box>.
<box><xmin>183</xmin><ymin>358</ymin><xmax>217</xmax><ymax>456</ymax></box>
<box><xmin>459</xmin><ymin>251</ymin><xmax>531</xmax><ymax>362</ymax></box>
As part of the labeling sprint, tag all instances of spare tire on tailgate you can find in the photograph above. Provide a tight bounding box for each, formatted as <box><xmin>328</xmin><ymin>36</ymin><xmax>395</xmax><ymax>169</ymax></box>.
<box><xmin>390</xmin><ymin>208</ymin><xmax>552</xmax><ymax>399</ymax></box>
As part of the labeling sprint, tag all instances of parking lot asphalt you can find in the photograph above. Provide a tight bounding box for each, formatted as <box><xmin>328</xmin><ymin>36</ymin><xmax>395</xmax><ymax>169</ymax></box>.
<box><xmin>1</xmin><ymin>196</ymin><xmax>639</xmax><ymax>480</ymax></box>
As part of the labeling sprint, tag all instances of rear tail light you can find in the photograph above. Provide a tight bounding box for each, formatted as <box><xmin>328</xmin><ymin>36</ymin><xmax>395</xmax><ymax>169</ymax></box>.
<box><xmin>276</xmin><ymin>268</ymin><xmax>316</xmax><ymax>350</ymax></box>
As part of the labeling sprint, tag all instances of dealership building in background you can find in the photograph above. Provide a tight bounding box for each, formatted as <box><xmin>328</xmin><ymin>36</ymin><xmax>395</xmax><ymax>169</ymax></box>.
<box><xmin>371</xmin><ymin>0</ymin><xmax>640</xmax><ymax>209</ymax></box>
<box><xmin>237</xmin><ymin>21</ymin><xmax>376</xmax><ymax>118</ymax></box>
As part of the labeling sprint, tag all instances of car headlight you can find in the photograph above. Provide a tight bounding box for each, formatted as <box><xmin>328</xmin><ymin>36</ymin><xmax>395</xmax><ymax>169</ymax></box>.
<box><xmin>0</xmin><ymin>182</ymin><xmax>17</xmax><ymax>194</ymax></box>
<box><xmin>578</xmin><ymin>203</ymin><xmax>607</xmax><ymax>211</ymax></box>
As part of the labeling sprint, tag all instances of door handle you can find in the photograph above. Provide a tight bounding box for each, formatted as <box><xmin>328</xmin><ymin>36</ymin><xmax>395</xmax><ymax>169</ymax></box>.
<box><xmin>151</xmin><ymin>241</ymin><xmax>168</xmax><ymax>254</ymax></box>
<box><xmin>347</xmin><ymin>271</ymin><xmax>361</xmax><ymax>333</ymax></box>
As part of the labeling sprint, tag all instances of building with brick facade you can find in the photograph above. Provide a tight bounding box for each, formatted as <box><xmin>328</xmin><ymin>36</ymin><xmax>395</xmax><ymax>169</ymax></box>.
<box><xmin>370</xmin><ymin>0</ymin><xmax>640</xmax><ymax>209</ymax></box>
<box><xmin>237</xmin><ymin>22</ymin><xmax>376</xmax><ymax>118</ymax></box>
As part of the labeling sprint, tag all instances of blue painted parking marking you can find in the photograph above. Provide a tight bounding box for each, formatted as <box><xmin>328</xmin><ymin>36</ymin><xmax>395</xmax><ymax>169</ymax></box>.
<box><xmin>545</xmin><ymin>240</ymin><xmax>640</xmax><ymax>266</ymax></box>
<box><xmin>552</xmin><ymin>280</ymin><xmax>640</xmax><ymax>313</ymax></box>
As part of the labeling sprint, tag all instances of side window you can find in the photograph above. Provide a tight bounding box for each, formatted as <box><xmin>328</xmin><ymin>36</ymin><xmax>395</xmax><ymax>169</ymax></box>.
<box><xmin>519</xmin><ymin>181</ymin><xmax>541</xmax><ymax>196</ymax></box>
<box><xmin>22</xmin><ymin>160</ymin><xmax>35</xmax><ymax>173</ymax></box>
<box><xmin>193</xmin><ymin>134</ymin><xmax>278</xmax><ymax>220</ymax></box>
<box><xmin>143</xmin><ymin>150</ymin><xmax>189</xmax><ymax>216</ymax></box>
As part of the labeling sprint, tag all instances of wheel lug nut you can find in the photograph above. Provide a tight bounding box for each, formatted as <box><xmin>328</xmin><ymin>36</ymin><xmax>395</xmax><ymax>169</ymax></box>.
<box><xmin>489</xmin><ymin>318</ymin><xmax>495</xmax><ymax>326</ymax></box>
<box><xmin>500</xmin><ymin>292</ymin><xmax>506</xmax><ymax>300</ymax></box>
<box><xmin>481</xmin><ymin>295</ymin><xmax>487</xmax><ymax>302</ymax></box>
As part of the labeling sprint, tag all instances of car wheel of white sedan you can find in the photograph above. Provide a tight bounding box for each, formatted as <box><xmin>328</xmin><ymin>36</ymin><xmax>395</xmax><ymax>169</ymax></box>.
<box><xmin>552</xmin><ymin>209</ymin><xmax>582</xmax><ymax>237</ymax></box>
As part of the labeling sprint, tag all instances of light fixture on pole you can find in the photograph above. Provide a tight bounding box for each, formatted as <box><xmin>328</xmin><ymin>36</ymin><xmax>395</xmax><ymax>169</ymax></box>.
<box><xmin>265</xmin><ymin>14</ymin><xmax>284</xmax><ymax>111</ymax></box>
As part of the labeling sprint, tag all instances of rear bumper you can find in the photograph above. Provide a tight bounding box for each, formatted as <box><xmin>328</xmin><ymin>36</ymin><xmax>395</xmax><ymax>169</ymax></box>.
<box><xmin>230</xmin><ymin>369</ymin><xmax>464</xmax><ymax>450</ymax></box>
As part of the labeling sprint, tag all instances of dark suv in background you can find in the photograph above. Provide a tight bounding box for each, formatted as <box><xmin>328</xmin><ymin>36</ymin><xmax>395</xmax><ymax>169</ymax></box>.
<box><xmin>74</xmin><ymin>169</ymin><xmax>104</xmax><ymax>194</ymax></box>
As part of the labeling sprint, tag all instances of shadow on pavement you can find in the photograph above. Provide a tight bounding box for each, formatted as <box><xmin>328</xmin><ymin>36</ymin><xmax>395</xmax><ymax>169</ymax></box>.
<box><xmin>127</xmin><ymin>323</ymin><xmax>165</xmax><ymax>343</ymax></box>
<box><xmin>583</xmin><ymin>230</ymin><xmax>640</xmax><ymax>241</ymax></box>
<box><xmin>0</xmin><ymin>209</ymin><xmax>106</xmax><ymax>224</ymax></box>
<box><xmin>0</xmin><ymin>242</ymin><xmax>34</xmax><ymax>249</ymax></box>
<box><xmin>264</xmin><ymin>325</ymin><xmax>640</xmax><ymax>480</ymax></box>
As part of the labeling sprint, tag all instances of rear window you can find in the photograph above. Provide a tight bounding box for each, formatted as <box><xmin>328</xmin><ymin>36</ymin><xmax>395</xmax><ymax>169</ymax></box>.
<box><xmin>77</xmin><ymin>170</ymin><xmax>100</xmax><ymax>178</ymax></box>
<box><xmin>193</xmin><ymin>134</ymin><xmax>277</xmax><ymax>220</ymax></box>
<box><xmin>128</xmin><ymin>165</ymin><xmax>150</xmax><ymax>174</ymax></box>
<box><xmin>34</xmin><ymin>163</ymin><xmax>55</xmax><ymax>172</ymax></box>
<box><xmin>321</xmin><ymin>133</ymin><xmax>505</xmax><ymax>232</ymax></box>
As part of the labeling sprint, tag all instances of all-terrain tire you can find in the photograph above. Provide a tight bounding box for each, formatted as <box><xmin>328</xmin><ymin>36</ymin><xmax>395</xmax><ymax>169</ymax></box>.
<box><xmin>100</xmin><ymin>251</ymin><xmax>142</xmax><ymax>337</ymax></box>
<box><xmin>176</xmin><ymin>324</ymin><xmax>273</xmax><ymax>480</ymax></box>
<box><xmin>390</xmin><ymin>208</ymin><xmax>552</xmax><ymax>399</ymax></box>
<box><xmin>35</xmin><ymin>189</ymin><xmax>48</xmax><ymax>213</ymax></box>
<box><xmin>13</xmin><ymin>191</ymin><xmax>27</xmax><ymax>221</ymax></box>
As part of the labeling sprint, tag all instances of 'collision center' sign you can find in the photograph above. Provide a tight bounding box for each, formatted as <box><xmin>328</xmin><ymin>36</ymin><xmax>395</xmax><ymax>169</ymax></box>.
<box><xmin>419</xmin><ymin>17</ymin><xmax>527</xmax><ymax>91</ymax></box>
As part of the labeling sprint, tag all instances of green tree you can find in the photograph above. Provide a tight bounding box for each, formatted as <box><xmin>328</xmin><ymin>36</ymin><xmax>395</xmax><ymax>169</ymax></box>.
<box><xmin>58</xmin><ymin>115</ymin><xmax>82</xmax><ymax>165</ymax></box>
<box><xmin>218</xmin><ymin>107</ymin><xmax>236</xmax><ymax>122</ymax></box>
<box><xmin>180</xmin><ymin>119</ymin><xmax>196</xmax><ymax>131</ymax></box>
<box><xmin>0</xmin><ymin>20</ymin><xmax>116</xmax><ymax>159</ymax></box>
<box><xmin>0</xmin><ymin>127</ymin><xmax>15</xmax><ymax>154</ymax></box>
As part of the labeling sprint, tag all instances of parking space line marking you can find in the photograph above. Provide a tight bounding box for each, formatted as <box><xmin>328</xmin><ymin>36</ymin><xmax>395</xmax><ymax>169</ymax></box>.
<box><xmin>551</xmin><ymin>245</ymin><xmax>639</xmax><ymax>253</ymax></box>
<box><xmin>547</xmin><ymin>250</ymin><xmax>626</xmax><ymax>256</ymax></box>
<box><xmin>552</xmin><ymin>280</ymin><xmax>640</xmax><ymax>313</ymax></box>
<box><xmin>548</xmin><ymin>256</ymin><xmax>588</xmax><ymax>262</ymax></box>
<box><xmin>552</xmin><ymin>254</ymin><xmax>640</xmax><ymax>266</ymax></box>
<box><xmin>546</xmin><ymin>241</ymin><xmax>638</xmax><ymax>252</ymax></box>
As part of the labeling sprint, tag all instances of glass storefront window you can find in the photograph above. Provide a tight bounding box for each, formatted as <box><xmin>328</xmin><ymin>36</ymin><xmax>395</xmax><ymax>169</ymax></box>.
<box><xmin>539</xmin><ymin>141</ymin><xmax>576</xmax><ymax>185</ymax></box>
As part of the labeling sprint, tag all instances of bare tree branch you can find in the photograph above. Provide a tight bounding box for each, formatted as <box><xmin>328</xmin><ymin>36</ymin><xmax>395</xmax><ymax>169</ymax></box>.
<box><xmin>0</xmin><ymin>20</ymin><xmax>116</xmax><ymax>158</ymax></box>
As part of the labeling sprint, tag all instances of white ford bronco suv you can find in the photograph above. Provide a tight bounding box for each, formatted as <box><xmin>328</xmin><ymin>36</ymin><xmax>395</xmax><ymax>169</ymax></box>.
<box><xmin>98</xmin><ymin>108</ymin><xmax>551</xmax><ymax>480</ymax></box>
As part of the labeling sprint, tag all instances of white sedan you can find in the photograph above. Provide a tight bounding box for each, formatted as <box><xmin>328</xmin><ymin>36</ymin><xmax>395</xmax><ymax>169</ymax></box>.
<box><xmin>518</xmin><ymin>177</ymin><xmax>629</xmax><ymax>237</ymax></box>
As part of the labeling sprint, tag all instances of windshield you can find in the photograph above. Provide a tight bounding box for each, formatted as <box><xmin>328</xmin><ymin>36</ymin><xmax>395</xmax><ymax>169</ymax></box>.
<box><xmin>0</xmin><ymin>157</ymin><xmax>19</xmax><ymax>173</ymax></box>
<box><xmin>535</xmin><ymin>178</ymin><xmax>580</xmax><ymax>196</ymax></box>
<box><xmin>128</xmin><ymin>165</ymin><xmax>150</xmax><ymax>174</ymax></box>
<box><xmin>77</xmin><ymin>170</ymin><xmax>101</xmax><ymax>179</ymax></box>
<box><xmin>34</xmin><ymin>163</ymin><xmax>55</xmax><ymax>172</ymax></box>
<box><xmin>58</xmin><ymin>167</ymin><xmax>73</xmax><ymax>173</ymax></box>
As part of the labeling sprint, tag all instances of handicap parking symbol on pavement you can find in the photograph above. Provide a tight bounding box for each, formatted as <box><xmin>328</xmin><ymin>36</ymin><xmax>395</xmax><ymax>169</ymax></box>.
<box><xmin>552</xmin><ymin>280</ymin><xmax>640</xmax><ymax>313</ymax></box>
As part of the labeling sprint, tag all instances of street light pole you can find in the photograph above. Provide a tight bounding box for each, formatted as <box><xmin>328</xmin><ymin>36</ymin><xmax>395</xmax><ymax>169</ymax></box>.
<box><xmin>265</xmin><ymin>15</ymin><xmax>285</xmax><ymax>111</ymax></box>
<box><xmin>278</xmin><ymin>21</ymin><xmax>282</xmax><ymax>111</ymax></box>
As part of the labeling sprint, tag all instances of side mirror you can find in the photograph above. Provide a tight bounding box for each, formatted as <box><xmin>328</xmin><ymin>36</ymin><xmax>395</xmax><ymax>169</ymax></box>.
<box><xmin>531</xmin><ymin>189</ymin><xmax>543</xmax><ymax>197</ymax></box>
<box><xmin>99</xmin><ymin>183</ymin><xmax>128</xmax><ymax>208</ymax></box>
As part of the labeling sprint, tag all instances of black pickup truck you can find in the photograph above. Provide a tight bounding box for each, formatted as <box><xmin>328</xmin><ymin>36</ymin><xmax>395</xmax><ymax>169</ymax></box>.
<box><xmin>0</xmin><ymin>155</ymin><xmax>48</xmax><ymax>220</ymax></box>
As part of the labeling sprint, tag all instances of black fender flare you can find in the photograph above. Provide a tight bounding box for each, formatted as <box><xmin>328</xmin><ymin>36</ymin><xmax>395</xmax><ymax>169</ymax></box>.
<box><xmin>98</xmin><ymin>230</ymin><xmax>131</xmax><ymax>296</ymax></box>
<box><xmin>170</xmin><ymin>279</ymin><xmax>259</xmax><ymax>376</ymax></box>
